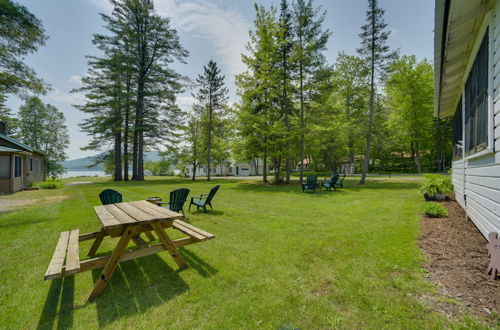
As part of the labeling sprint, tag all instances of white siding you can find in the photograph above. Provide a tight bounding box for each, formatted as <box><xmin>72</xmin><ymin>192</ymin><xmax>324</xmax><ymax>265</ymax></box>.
<box><xmin>448</xmin><ymin>1</ymin><xmax>500</xmax><ymax>241</ymax></box>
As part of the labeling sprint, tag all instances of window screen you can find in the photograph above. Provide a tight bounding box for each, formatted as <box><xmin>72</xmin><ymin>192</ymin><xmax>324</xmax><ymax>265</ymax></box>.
<box><xmin>0</xmin><ymin>156</ymin><xmax>10</xmax><ymax>179</ymax></box>
<box><xmin>464</xmin><ymin>29</ymin><xmax>489</xmax><ymax>154</ymax></box>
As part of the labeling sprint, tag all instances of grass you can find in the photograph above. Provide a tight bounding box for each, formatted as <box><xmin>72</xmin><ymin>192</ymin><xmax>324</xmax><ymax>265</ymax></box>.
<box><xmin>0</xmin><ymin>176</ymin><xmax>485</xmax><ymax>329</ymax></box>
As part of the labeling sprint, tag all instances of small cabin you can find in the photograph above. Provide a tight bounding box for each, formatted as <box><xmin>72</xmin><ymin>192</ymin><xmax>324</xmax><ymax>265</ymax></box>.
<box><xmin>0</xmin><ymin>125</ymin><xmax>46</xmax><ymax>193</ymax></box>
<box><xmin>434</xmin><ymin>0</ymin><xmax>500</xmax><ymax>239</ymax></box>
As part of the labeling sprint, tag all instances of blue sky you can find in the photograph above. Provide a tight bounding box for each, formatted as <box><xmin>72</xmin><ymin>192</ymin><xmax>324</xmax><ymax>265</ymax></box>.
<box><xmin>6</xmin><ymin>0</ymin><xmax>434</xmax><ymax>160</ymax></box>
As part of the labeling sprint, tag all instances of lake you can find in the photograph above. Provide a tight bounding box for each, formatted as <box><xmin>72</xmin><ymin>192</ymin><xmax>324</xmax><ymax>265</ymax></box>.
<box><xmin>62</xmin><ymin>170</ymin><xmax>108</xmax><ymax>178</ymax></box>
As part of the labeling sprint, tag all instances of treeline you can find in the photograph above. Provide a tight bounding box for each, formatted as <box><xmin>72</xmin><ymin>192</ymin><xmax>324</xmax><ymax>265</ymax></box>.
<box><xmin>231</xmin><ymin>0</ymin><xmax>451</xmax><ymax>184</ymax></box>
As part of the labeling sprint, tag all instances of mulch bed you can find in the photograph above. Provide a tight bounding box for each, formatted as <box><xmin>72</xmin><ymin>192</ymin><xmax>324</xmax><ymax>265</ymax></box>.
<box><xmin>419</xmin><ymin>197</ymin><xmax>500</xmax><ymax>324</ymax></box>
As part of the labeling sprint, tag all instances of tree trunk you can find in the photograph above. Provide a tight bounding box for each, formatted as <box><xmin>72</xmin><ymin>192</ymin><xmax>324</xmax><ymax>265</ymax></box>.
<box><xmin>414</xmin><ymin>140</ymin><xmax>422</xmax><ymax>173</ymax></box>
<box><xmin>123</xmin><ymin>72</ymin><xmax>131</xmax><ymax>182</ymax></box>
<box><xmin>255</xmin><ymin>157</ymin><xmax>259</xmax><ymax>176</ymax></box>
<box><xmin>299</xmin><ymin>55</ymin><xmax>305</xmax><ymax>184</ymax></box>
<box><xmin>114</xmin><ymin>131</ymin><xmax>122</xmax><ymax>181</ymax></box>
<box><xmin>263</xmin><ymin>148</ymin><xmax>268</xmax><ymax>183</ymax></box>
<box><xmin>359</xmin><ymin>12</ymin><xmax>376</xmax><ymax>185</ymax></box>
<box><xmin>192</xmin><ymin>162</ymin><xmax>196</xmax><ymax>181</ymax></box>
<box><xmin>207</xmin><ymin>96</ymin><xmax>212</xmax><ymax>182</ymax></box>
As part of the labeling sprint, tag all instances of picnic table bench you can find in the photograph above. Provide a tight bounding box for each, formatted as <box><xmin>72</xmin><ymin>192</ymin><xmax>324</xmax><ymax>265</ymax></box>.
<box><xmin>44</xmin><ymin>200</ymin><xmax>215</xmax><ymax>301</ymax></box>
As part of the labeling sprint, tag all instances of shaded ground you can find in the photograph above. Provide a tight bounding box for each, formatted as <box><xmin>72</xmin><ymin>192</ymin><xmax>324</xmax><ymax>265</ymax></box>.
<box><xmin>420</xmin><ymin>198</ymin><xmax>500</xmax><ymax>325</ymax></box>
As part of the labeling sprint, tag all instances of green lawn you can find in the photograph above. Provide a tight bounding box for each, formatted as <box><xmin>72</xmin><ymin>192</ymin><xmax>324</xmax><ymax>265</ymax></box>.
<box><xmin>0</xmin><ymin>177</ymin><xmax>483</xmax><ymax>328</ymax></box>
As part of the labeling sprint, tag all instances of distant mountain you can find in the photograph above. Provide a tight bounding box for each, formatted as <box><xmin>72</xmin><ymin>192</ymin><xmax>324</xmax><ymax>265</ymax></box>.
<box><xmin>64</xmin><ymin>151</ymin><xmax>166</xmax><ymax>170</ymax></box>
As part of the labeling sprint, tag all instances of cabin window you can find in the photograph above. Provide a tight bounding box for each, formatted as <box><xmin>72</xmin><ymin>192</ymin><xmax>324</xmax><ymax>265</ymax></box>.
<box><xmin>452</xmin><ymin>98</ymin><xmax>463</xmax><ymax>159</ymax></box>
<box><xmin>464</xmin><ymin>29</ymin><xmax>489</xmax><ymax>155</ymax></box>
<box><xmin>14</xmin><ymin>156</ymin><xmax>22</xmax><ymax>177</ymax></box>
<box><xmin>0</xmin><ymin>156</ymin><xmax>10</xmax><ymax>178</ymax></box>
<box><xmin>30</xmin><ymin>158</ymin><xmax>33</xmax><ymax>171</ymax></box>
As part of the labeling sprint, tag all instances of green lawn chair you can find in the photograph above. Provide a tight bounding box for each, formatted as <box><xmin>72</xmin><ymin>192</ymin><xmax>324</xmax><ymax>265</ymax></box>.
<box><xmin>99</xmin><ymin>189</ymin><xmax>122</xmax><ymax>205</ymax></box>
<box><xmin>189</xmin><ymin>185</ymin><xmax>220</xmax><ymax>213</ymax></box>
<box><xmin>302</xmin><ymin>175</ymin><xmax>318</xmax><ymax>192</ymax></box>
<box><xmin>157</xmin><ymin>188</ymin><xmax>190</xmax><ymax>214</ymax></box>
<box><xmin>320</xmin><ymin>172</ymin><xmax>340</xmax><ymax>191</ymax></box>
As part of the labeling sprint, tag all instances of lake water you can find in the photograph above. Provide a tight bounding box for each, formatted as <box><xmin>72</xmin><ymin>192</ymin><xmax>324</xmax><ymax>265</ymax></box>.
<box><xmin>62</xmin><ymin>170</ymin><xmax>108</xmax><ymax>178</ymax></box>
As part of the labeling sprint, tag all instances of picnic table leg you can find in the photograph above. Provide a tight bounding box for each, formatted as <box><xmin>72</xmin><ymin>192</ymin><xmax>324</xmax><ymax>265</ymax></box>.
<box><xmin>88</xmin><ymin>227</ymin><xmax>134</xmax><ymax>301</ymax></box>
<box><xmin>151</xmin><ymin>223</ymin><xmax>188</xmax><ymax>269</ymax></box>
<box><xmin>144</xmin><ymin>231</ymin><xmax>155</xmax><ymax>242</ymax></box>
<box><xmin>87</xmin><ymin>236</ymin><xmax>104</xmax><ymax>257</ymax></box>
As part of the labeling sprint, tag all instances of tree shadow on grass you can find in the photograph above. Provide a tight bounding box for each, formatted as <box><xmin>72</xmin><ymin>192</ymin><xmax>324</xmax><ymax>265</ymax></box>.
<box><xmin>230</xmin><ymin>179</ymin><xmax>420</xmax><ymax>196</ymax></box>
<box><xmin>37</xmin><ymin>276</ymin><xmax>74</xmax><ymax>330</ymax></box>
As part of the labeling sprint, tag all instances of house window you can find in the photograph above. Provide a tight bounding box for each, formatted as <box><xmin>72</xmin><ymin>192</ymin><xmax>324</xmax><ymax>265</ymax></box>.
<box><xmin>464</xmin><ymin>29</ymin><xmax>489</xmax><ymax>155</ymax></box>
<box><xmin>452</xmin><ymin>98</ymin><xmax>463</xmax><ymax>159</ymax></box>
<box><xmin>30</xmin><ymin>158</ymin><xmax>33</xmax><ymax>171</ymax></box>
<box><xmin>14</xmin><ymin>156</ymin><xmax>22</xmax><ymax>177</ymax></box>
<box><xmin>228</xmin><ymin>167</ymin><xmax>232</xmax><ymax>173</ymax></box>
<box><xmin>0</xmin><ymin>155</ymin><xmax>10</xmax><ymax>178</ymax></box>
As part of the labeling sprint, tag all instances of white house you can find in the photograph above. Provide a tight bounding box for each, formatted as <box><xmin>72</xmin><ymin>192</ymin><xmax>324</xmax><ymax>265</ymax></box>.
<box><xmin>435</xmin><ymin>0</ymin><xmax>500</xmax><ymax>239</ymax></box>
<box><xmin>185</xmin><ymin>159</ymin><xmax>268</xmax><ymax>177</ymax></box>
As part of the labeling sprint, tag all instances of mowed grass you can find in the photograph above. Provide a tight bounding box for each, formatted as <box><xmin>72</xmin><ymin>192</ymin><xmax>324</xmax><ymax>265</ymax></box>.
<box><xmin>0</xmin><ymin>177</ymin><xmax>479</xmax><ymax>329</ymax></box>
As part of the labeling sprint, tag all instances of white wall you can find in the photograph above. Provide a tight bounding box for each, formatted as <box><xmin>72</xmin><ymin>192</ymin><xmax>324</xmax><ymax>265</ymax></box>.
<box><xmin>451</xmin><ymin>2</ymin><xmax>500</xmax><ymax>240</ymax></box>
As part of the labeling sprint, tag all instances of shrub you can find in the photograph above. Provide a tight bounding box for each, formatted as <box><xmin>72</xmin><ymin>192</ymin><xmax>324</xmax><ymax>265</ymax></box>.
<box><xmin>34</xmin><ymin>180</ymin><xmax>64</xmax><ymax>189</ymax></box>
<box><xmin>423</xmin><ymin>202</ymin><xmax>448</xmax><ymax>218</ymax></box>
<box><xmin>420</xmin><ymin>174</ymin><xmax>453</xmax><ymax>197</ymax></box>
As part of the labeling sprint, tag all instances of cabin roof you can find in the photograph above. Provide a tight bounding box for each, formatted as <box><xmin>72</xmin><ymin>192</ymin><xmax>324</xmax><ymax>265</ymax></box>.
<box><xmin>434</xmin><ymin>0</ymin><xmax>490</xmax><ymax>118</ymax></box>
<box><xmin>0</xmin><ymin>132</ymin><xmax>45</xmax><ymax>155</ymax></box>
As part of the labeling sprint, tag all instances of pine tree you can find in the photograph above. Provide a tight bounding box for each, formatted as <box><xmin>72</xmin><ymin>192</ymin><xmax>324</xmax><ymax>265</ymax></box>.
<box><xmin>357</xmin><ymin>0</ymin><xmax>398</xmax><ymax>184</ymax></box>
<box><xmin>193</xmin><ymin>60</ymin><xmax>228</xmax><ymax>181</ymax></box>
<box><xmin>292</xmin><ymin>0</ymin><xmax>331</xmax><ymax>183</ymax></box>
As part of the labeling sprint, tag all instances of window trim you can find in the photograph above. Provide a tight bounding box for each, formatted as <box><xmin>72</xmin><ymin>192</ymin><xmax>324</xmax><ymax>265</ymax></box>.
<box><xmin>14</xmin><ymin>156</ymin><xmax>22</xmax><ymax>178</ymax></box>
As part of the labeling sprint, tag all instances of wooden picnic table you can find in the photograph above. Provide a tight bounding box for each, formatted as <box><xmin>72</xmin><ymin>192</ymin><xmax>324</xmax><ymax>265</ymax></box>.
<box><xmin>44</xmin><ymin>200</ymin><xmax>215</xmax><ymax>301</ymax></box>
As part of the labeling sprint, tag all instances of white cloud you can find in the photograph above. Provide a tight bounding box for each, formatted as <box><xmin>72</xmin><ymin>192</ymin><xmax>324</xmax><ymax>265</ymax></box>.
<box><xmin>67</xmin><ymin>75</ymin><xmax>83</xmax><ymax>86</ymax></box>
<box><xmin>86</xmin><ymin>0</ymin><xmax>112</xmax><ymax>12</ymax></box>
<box><xmin>46</xmin><ymin>87</ymin><xmax>85</xmax><ymax>106</ymax></box>
<box><xmin>176</xmin><ymin>95</ymin><xmax>196</xmax><ymax>112</ymax></box>
<box><xmin>154</xmin><ymin>0</ymin><xmax>250</xmax><ymax>78</ymax></box>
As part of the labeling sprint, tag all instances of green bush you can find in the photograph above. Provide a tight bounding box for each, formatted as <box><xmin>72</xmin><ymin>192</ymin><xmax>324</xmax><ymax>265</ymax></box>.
<box><xmin>423</xmin><ymin>202</ymin><xmax>448</xmax><ymax>218</ymax></box>
<box><xmin>420</xmin><ymin>174</ymin><xmax>453</xmax><ymax>197</ymax></box>
<box><xmin>34</xmin><ymin>180</ymin><xmax>64</xmax><ymax>189</ymax></box>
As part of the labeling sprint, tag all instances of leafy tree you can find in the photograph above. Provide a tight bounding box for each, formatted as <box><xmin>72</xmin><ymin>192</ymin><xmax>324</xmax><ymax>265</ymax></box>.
<box><xmin>18</xmin><ymin>97</ymin><xmax>69</xmax><ymax>178</ymax></box>
<box><xmin>193</xmin><ymin>60</ymin><xmax>228</xmax><ymax>181</ymax></box>
<box><xmin>177</xmin><ymin>112</ymin><xmax>204</xmax><ymax>181</ymax></box>
<box><xmin>144</xmin><ymin>158</ymin><xmax>171</xmax><ymax>175</ymax></box>
<box><xmin>386</xmin><ymin>56</ymin><xmax>434</xmax><ymax>173</ymax></box>
<box><xmin>292</xmin><ymin>0</ymin><xmax>331</xmax><ymax>183</ymax></box>
<box><xmin>357</xmin><ymin>0</ymin><xmax>398</xmax><ymax>184</ymax></box>
<box><xmin>0</xmin><ymin>0</ymin><xmax>48</xmax><ymax>99</ymax></box>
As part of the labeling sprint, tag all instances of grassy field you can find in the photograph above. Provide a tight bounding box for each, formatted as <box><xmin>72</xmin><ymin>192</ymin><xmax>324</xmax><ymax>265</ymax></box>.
<box><xmin>0</xmin><ymin>177</ymin><xmax>484</xmax><ymax>329</ymax></box>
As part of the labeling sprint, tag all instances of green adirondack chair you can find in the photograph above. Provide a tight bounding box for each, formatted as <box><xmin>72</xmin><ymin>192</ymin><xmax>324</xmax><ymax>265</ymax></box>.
<box><xmin>321</xmin><ymin>172</ymin><xmax>340</xmax><ymax>191</ymax></box>
<box><xmin>157</xmin><ymin>188</ymin><xmax>190</xmax><ymax>214</ymax></box>
<box><xmin>99</xmin><ymin>189</ymin><xmax>122</xmax><ymax>205</ymax></box>
<box><xmin>302</xmin><ymin>175</ymin><xmax>318</xmax><ymax>192</ymax></box>
<box><xmin>189</xmin><ymin>185</ymin><xmax>220</xmax><ymax>213</ymax></box>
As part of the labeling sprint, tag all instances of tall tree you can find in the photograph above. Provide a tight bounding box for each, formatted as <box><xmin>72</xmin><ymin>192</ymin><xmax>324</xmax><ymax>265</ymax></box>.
<box><xmin>179</xmin><ymin>112</ymin><xmax>203</xmax><ymax>181</ymax></box>
<box><xmin>193</xmin><ymin>60</ymin><xmax>228</xmax><ymax>181</ymax></box>
<box><xmin>237</xmin><ymin>5</ymin><xmax>280</xmax><ymax>183</ymax></box>
<box><xmin>278</xmin><ymin>0</ymin><xmax>295</xmax><ymax>184</ymax></box>
<box><xmin>293</xmin><ymin>0</ymin><xmax>331</xmax><ymax>183</ymax></box>
<box><xmin>357</xmin><ymin>0</ymin><xmax>397</xmax><ymax>184</ymax></box>
<box><xmin>77</xmin><ymin>0</ymin><xmax>188</xmax><ymax>181</ymax></box>
<box><xmin>0</xmin><ymin>0</ymin><xmax>49</xmax><ymax>101</ymax></box>
<box><xmin>18</xmin><ymin>97</ymin><xmax>69</xmax><ymax>178</ymax></box>
<box><xmin>386</xmin><ymin>56</ymin><xmax>435</xmax><ymax>173</ymax></box>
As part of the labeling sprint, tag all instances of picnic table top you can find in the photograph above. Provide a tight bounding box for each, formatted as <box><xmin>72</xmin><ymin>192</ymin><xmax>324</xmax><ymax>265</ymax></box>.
<box><xmin>94</xmin><ymin>200</ymin><xmax>183</xmax><ymax>230</ymax></box>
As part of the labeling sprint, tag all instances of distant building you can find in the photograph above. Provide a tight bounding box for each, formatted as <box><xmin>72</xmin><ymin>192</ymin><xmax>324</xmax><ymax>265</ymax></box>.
<box><xmin>434</xmin><ymin>0</ymin><xmax>500</xmax><ymax>238</ymax></box>
<box><xmin>0</xmin><ymin>122</ymin><xmax>46</xmax><ymax>193</ymax></box>
<box><xmin>186</xmin><ymin>159</ymin><xmax>268</xmax><ymax>177</ymax></box>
